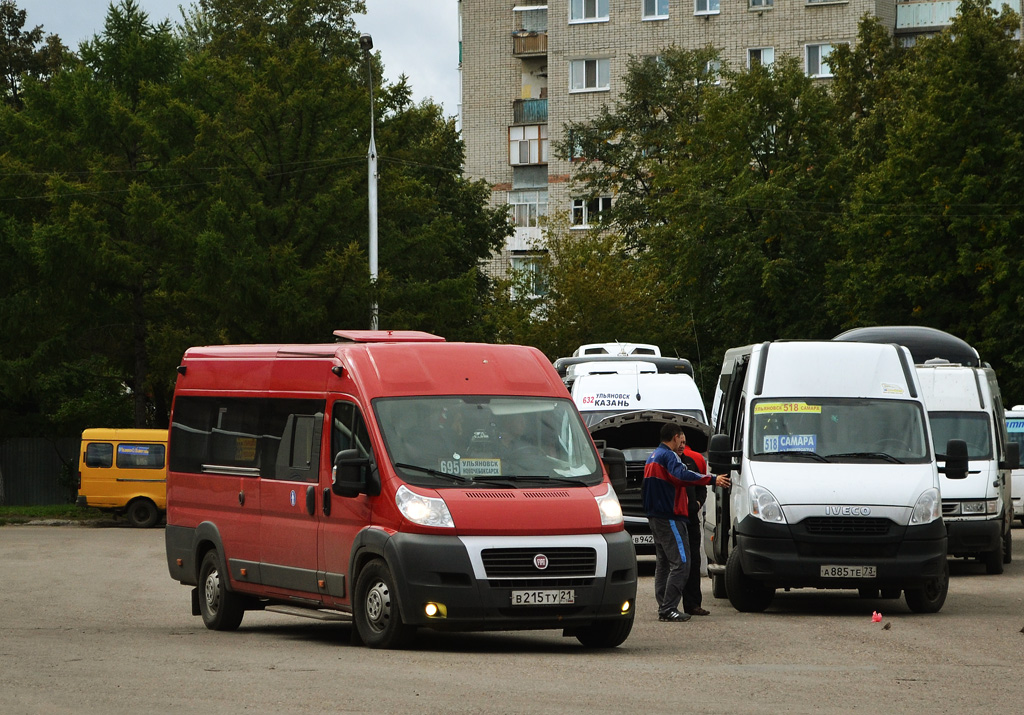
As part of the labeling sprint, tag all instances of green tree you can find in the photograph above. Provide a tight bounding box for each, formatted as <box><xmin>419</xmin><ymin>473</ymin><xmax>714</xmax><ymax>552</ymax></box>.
<box><xmin>830</xmin><ymin>0</ymin><xmax>1024</xmax><ymax>397</ymax></box>
<box><xmin>0</xmin><ymin>0</ymin><xmax>67</xmax><ymax>108</ymax></box>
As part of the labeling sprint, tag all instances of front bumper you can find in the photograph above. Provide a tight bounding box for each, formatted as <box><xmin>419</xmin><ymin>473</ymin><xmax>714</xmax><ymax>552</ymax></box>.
<box><xmin>945</xmin><ymin>518</ymin><xmax>1001</xmax><ymax>556</ymax></box>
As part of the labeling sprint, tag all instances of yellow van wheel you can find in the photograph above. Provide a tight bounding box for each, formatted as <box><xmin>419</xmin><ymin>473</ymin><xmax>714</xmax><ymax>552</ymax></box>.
<box><xmin>126</xmin><ymin>498</ymin><xmax>160</xmax><ymax>529</ymax></box>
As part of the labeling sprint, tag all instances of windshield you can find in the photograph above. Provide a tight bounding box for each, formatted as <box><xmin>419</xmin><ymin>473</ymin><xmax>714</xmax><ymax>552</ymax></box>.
<box><xmin>750</xmin><ymin>398</ymin><xmax>930</xmax><ymax>463</ymax></box>
<box><xmin>581</xmin><ymin>409</ymin><xmax>705</xmax><ymax>428</ymax></box>
<box><xmin>929</xmin><ymin>412</ymin><xmax>992</xmax><ymax>460</ymax></box>
<box><xmin>373</xmin><ymin>396</ymin><xmax>601</xmax><ymax>487</ymax></box>
<box><xmin>1006</xmin><ymin>418</ymin><xmax>1024</xmax><ymax>462</ymax></box>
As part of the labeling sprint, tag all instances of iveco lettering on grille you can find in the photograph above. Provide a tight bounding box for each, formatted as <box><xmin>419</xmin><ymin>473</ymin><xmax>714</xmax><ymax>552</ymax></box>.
<box><xmin>825</xmin><ymin>506</ymin><xmax>872</xmax><ymax>516</ymax></box>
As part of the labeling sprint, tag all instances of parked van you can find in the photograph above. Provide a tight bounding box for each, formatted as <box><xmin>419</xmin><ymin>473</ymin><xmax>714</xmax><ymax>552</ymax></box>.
<box><xmin>705</xmin><ymin>340</ymin><xmax>966</xmax><ymax>613</ymax></box>
<box><xmin>1006</xmin><ymin>406</ymin><xmax>1024</xmax><ymax>525</ymax></box>
<box><xmin>77</xmin><ymin>428</ymin><xmax>168</xmax><ymax>528</ymax></box>
<box><xmin>836</xmin><ymin>326</ymin><xmax>1017</xmax><ymax>574</ymax></box>
<box><xmin>164</xmin><ymin>330</ymin><xmax>637</xmax><ymax>649</ymax></box>
<box><xmin>554</xmin><ymin>345</ymin><xmax>709</xmax><ymax>553</ymax></box>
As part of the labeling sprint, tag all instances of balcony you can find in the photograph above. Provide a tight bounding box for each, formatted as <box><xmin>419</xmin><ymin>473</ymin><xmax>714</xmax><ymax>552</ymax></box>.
<box><xmin>512</xmin><ymin>30</ymin><xmax>548</xmax><ymax>57</ymax></box>
<box><xmin>513</xmin><ymin>98</ymin><xmax>548</xmax><ymax>125</ymax></box>
<box><xmin>896</xmin><ymin>0</ymin><xmax>1021</xmax><ymax>32</ymax></box>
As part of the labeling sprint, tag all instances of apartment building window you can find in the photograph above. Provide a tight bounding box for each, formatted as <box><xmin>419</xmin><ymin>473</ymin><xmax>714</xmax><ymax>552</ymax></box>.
<box><xmin>514</xmin><ymin>4</ymin><xmax>548</xmax><ymax>32</ymax></box>
<box><xmin>509</xmin><ymin>253</ymin><xmax>549</xmax><ymax>298</ymax></box>
<box><xmin>749</xmin><ymin>0</ymin><xmax>773</xmax><ymax>8</ymax></box>
<box><xmin>509</xmin><ymin>124</ymin><xmax>548</xmax><ymax>165</ymax></box>
<box><xmin>509</xmin><ymin>189</ymin><xmax>549</xmax><ymax>228</ymax></box>
<box><xmin>570</xmin><ymin>59</ymin><xmax>610</xmax><ymax>92</ymax></box>
<box><xmin>571</xmin><ymin>196</ymin><xmax>612</xmax><ymax>228</ymax></box>
<box><xmin>806</xmin><ymin>43</ymin><xmax>836</xmax><ymax>78</ymax></box>
<box><xmin>643</xmin><ymin>0</ymin><xmax>669</xmax><ymax>19</ymax></box>
<box><xmin>695</xmin><ymin>0</ymin><xmax>720</xmax><ymax>15</ymax></box>
<box><xmin>749</xmin><ymin>47</ymin><xmax>775</xmax><ymax>67</ymax></box>
<box><xmin>570</xmin><ymin>0</ymin><xmax>609</xmax><ymax>22</ymax></box>
<box><xmin>703</xmin><ymin>60</ymin><xmax>722</xmax><ymax>85</ymax></box>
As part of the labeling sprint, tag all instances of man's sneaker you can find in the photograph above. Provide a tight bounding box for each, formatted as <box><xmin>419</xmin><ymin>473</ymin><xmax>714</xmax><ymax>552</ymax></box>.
<box><xmin>658</xmin><ymin>609</ymin><xmax>691</xmax><ymax>622</ymax></box>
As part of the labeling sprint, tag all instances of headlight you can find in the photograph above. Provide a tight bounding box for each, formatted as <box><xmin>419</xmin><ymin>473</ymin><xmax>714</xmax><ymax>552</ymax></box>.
<box><xmin>596</xmin><ymin>487</ymin><xmax>623</xmax><ymax>526</ymax></box>
<box><xmin>961</xmin><ymin>501</ymin><xmax>985</xmax><ymax>515</ymax></box>
<box><xmin>910</xmin><ymin>487</ymin><xmax>941</xmax><ymax>525</ymax></box>
<box><xmin>749</xmin><ymin>485</ymin><xmax>785</xmax><ymax>523</ymax></box>
<box><xmin>395</xmin><ymin>485</ymin><xmax>454</xmax><ymax>528</ymax></box>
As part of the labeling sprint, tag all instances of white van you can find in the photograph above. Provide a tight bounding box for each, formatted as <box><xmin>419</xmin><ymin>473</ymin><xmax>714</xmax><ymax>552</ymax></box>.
<box><xmin>554</xmin><ymin>346</ymin><xmax>708</xmax><ymax>553</ymax></box>
<box><xmin>705</xmin><ymin>340</ymin><xmax>966</xmax><ymax>614</ymax></box>
<box><xmin>1006</xmin><ymin>406</ymin><xmax>1024</xmax><ymax>525</ymax></box>
<box><xmin>836</xmin><ymin>326</ymin><xmax>1017</xmax><ymax>574</ymax></box>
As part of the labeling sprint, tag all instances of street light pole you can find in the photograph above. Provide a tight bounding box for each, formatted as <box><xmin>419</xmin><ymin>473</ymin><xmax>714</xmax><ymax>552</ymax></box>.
<box><xmin>360</xmin><ymin>33</ymin><xmax>379</xmax><ymax>330</ymax></box>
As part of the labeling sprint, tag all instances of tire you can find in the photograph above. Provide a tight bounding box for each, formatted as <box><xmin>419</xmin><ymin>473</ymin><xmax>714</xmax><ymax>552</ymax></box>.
<box><xmin>198</xmin><ymin>550</ymin><xmax>245</xmax><ymax>631</ymax></box>
<box><xmin>354</xmin><ymin>560</ymin><xmax>414</xmax><ymax>649</ymax></box>
<box><xmin>1003</xmin><ymin>526</ymin><xmax>1012</xmax><ymax>565</ymax></box>
<box><xmin>126</xmin><ymin>498</ymin><xmax>160</xmax><ymax>529</ymax></box>
<box><xmin>574</xmin><ymin>614</ymin><xmax>634</xmax><ymax>648</ymax></box>
<box><xmin>711</xmin><ymin>573</ymin><xmax>727</xmax><ymax>599</ymax></box>
<box><xmin>984</xmin><ymin>546</ymin><xmax>1004</xmax><ymax>575</ymax></box>
<box><xmin>725</xmin><ymin>548</ymin><xmax>774</xmax><ymax>613</ymax></box>
<box><xmin>905</xmin><ymin>561</ymin><xmax>949</xmax><ymax>613</ymax></box>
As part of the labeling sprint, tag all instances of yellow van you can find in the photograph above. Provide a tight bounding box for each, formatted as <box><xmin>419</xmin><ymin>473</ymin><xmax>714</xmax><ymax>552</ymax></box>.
<box><xmin>77</xmin><ymin>428</ymin><xmax>168</xmax><ymax>528</ymax></box>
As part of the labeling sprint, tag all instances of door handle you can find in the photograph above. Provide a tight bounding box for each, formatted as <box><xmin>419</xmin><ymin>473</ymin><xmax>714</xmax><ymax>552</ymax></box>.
<box><xmin>322</xmin><ymin>488</ymin><xmax>332</xmax><ymax>516</ymax></box>
<box><xmin>305</xmin><ymin>485</ymin><xmax>316</xmax><ymax>516</ymax></box>
<box><xmin>238</xmin><ymin>490</ymin><xmax>245</xmax><ymax>506</ymax></box>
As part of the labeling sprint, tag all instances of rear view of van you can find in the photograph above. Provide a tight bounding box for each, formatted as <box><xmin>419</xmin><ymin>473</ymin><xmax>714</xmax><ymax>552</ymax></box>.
<box><xmin>77</xmin><ymin>428</ymin><xmax>168</xmax><ymax>528</ymax></box>
<box><xmin>1006</xmin><ymin>406</ymin><xmax>1024</xmax><ymax>525</ymax></box>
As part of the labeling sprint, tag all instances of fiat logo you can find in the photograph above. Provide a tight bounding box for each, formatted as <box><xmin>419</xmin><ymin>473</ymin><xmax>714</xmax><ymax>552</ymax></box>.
<box><xmin>533</xmin><ymin>554</ymin><xmax>549</xmax><ymax>570</ymax></box>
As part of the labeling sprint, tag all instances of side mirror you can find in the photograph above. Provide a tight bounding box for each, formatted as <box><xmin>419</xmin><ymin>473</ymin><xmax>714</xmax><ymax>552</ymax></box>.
<box><xmin>937</xmin><ymin>438</ymin><xmax>968</xmax><ymax>480</ymax></box>
<box><xmin>708</xmin><ymin>433</ymin><xmax>741</xmax><ymax>476</ymax></box>
<box><xmin>332</xmin><ymin>448</ymin><xmax>370</xmax><ymax>498</ymax></box>
<box><xmin>600</xmin><ymin>447</ymin><xmax>627</xmax><ymax>496</ymax></box>
<box><xmin>1002</xmin><ymin>442</ymin><xmax>1020</xmax><ymax>471</ymax></box>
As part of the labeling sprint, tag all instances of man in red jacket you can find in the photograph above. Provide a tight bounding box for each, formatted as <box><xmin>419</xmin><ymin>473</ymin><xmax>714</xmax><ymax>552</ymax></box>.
<box><xmin>643</xmin><ymin>423</ymin><xmax>730</xmax><ymax>622</ymax></box>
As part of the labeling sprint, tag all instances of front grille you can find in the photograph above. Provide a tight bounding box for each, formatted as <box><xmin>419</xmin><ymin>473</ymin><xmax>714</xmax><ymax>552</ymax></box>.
<box><xmin>942</xmin><ymin>502</ymin><xmax>960</xmax><ymax>516</ymax></box>
<box><xmin>481</xmin><ymin>547</ymin><xmax>596</xmax><ymax>578</ymax></box>
<box><xmin>801</xmin><ymin>517</ymin><xmax>892</xmax><ymax>536</ymax></box>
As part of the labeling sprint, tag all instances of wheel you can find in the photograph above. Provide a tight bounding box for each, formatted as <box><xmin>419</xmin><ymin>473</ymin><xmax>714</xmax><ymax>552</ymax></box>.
<box><xmin>984</xmin><ymin>546</ymin><xmax>1004</xmax><ymax>575</ymax></box>
<box><xmin>198</xmin><ymin>550</ymin><xmax>244</xmax><ymax>630</ymax></box>
<box><xmin>574</xmin><ymin>614</ymin><xmax>634</xmax><ymax>648</ymax></box>
<box><xmin>711</xmin><ymin>573</ymin><xmax>727</xmax><ymax>599</ymax></box>
<box><xmin>354</xmin><ymin>560</ymin><xmax>414</xmax><ymax>649</ymax></box>
<box><xmin>905</xmin><ymin>561</ymin><xmax>949</xmax><ymax>613</ymax></box>
<box><xmin>725</xmin><ymin>548</ymin><xmax>774</xmax><ymax>612</ymax></box>
<box><xmin>858</xmin><ymin>587</ymin><xmax>879</xmax><ymax>599</ymax></box>
<box><xmin>1003</xmin><ymin>526</ymin><xmax>1012</xmax><ymax>565</ymax></box>
<box><xmin>126</xmin><ymin>498</ymin><xmax>160</xmax><ymax>528</ymax></box>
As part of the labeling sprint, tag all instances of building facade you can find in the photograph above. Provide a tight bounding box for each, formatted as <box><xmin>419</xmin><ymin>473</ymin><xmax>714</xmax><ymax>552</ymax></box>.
<box><xmin>458</xmin><ymin>0</ymin><xmax>1014</xmax><ymax>281</ymax></box>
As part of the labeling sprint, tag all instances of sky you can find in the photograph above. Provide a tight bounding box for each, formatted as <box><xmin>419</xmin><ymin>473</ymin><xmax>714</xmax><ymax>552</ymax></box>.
<box><xmin>20</xmin><ymin>0</ymin><xmax>462</xmax><ymax>117</ymax></box>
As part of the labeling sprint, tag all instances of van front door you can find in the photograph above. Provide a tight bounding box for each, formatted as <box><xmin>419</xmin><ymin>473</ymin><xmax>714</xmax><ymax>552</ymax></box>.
<box><xmin>318</xmin><ymin>398</ymin><xmax>375</xmax><ymax>609</ymax></box>
<box><xmin>258</xmin><ymin>399</ymin><xmax>325</xmax><ymax>600</ymax></box>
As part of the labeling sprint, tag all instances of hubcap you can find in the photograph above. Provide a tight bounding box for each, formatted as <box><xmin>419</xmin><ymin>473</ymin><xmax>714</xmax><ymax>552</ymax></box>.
<box><xmin>205</xmin><ymin>569</ymin><xmax>221</xmax><ymax>614</ymax></box>
<box><xmin>365</xmin><ymin>580</ymin><xmax>391</xmax><ymax>632</ymax></box>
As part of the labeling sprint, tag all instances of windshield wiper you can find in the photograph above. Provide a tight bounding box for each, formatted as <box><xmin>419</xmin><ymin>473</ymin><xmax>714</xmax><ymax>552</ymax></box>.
<box><xmin>828</xmin><ymin>452</ymin><xmax>904</xmax><ymax>464</ymax></box>
<box><xmin>394</xmin><ymin>462</ymin><xmax>471</xmax><ymax>483</ymax></box>
<box><xmin>769</xmin><ymin>450</ymin><xmax>829</xmax><ymax>462</ymax></box>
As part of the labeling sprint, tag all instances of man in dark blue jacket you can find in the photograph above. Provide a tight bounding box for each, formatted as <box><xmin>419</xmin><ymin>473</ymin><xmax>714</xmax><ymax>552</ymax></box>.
<box><xmin>643</xmin><ymin>423</ymin><xmax>730</xmax><ymax>622</ymax></box>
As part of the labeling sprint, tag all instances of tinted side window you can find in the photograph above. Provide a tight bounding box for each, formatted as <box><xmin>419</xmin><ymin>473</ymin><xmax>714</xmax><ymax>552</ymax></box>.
<box><xmin>170</xmin><ymin>396</ymin><xmax>325</xmax><ymax>478</ymax></box>
<box><xmin>332</xmin><ymin>401</ymin><xmax>372</xmax><ymax>460</ymax></box>
<box><xmin>115</xmin><ymin>443</ymin><xmax>166</xmax><ymax>469</ymax></box>
<box><xmin>85</xmin><ymin>443</ymin><xmax>113</xmax><ymax>468</ymax></box>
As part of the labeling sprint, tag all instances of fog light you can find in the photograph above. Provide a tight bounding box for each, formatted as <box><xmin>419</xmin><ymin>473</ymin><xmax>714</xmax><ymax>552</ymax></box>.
<box><xmin>424</xmin><ymin>602</ymin><xmax>447</xmax><ymax>618</ymax></box>
<box><xmin>621</xmin><ymin>600</ymin><xmax>631</xmax><ymax>614</ymax></box>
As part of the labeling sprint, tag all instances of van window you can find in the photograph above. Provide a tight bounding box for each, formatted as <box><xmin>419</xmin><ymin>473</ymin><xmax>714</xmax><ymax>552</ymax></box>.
<box><xmin>331</xmin><ymin>401</ymin><xmax>373</xmax><ymax>460</ymax></box>
<box><xmin>170</xmin><ymin>396</ymin><xmax>325</xmax><ymax>478</ymax></box>
<box><xmin>750</xmin><ymin>397</ymin><xmax>930</xmax><ymax>463</ymax></box>
<box><xmin>116</xmin><ymin>443</ymin><xmax>166</xmax><ymax>469</ymax></box>
<box><xmin>85</xmin><ymin>443</ymin><xmax>114</xmax><ymax>468</ymax></box>
<box><xmin>928</xmin><ymin>412</ymin><xmax>992</xmax><ymax>459</ymax></box>
<box><xmin>373</xmin><ymin>396</ymin><xmax>601</xmax><ymax>486</ymax></box>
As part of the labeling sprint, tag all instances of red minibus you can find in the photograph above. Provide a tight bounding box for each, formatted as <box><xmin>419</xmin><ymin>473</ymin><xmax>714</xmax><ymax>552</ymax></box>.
<box><xmin>164</xmin><ymin>330</ymin><xmax>636</xmax><ymax>648</ymax></box>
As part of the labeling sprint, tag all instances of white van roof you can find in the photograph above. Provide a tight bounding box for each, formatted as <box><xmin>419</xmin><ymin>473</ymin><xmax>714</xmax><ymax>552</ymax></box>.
<box><xmin>755</xmin><ymin>341</ymin><xmax>918</xmax><ymax>400</ymax></box>
<box><xmin>573</xmin><ymin>342</ymin><xmax>661</xmax><ymax>357</ymax></box>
